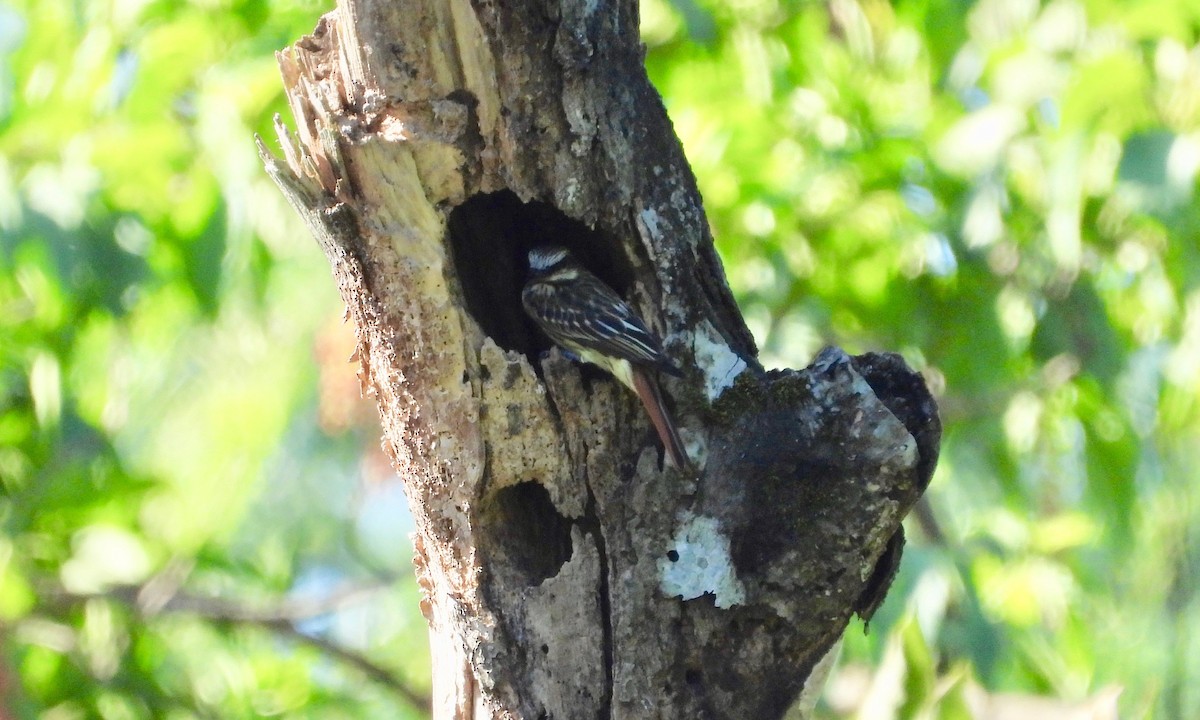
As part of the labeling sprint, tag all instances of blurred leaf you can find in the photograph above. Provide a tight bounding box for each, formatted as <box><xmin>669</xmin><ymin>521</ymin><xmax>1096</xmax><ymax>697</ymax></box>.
<box><xmin>0</xmin><ymin>539</ymin><xmax>34</xmax><ymax>619</ymax></box>
<box><xmin>900</xmin><ymin>618</ymin><xmax>936</xmax><ymax>717</ymax></box>
<box><xmin>1061</xmin><ymin>50</ymin><xmax>1153</xmax><ymax>137</ymax></box>
<box><xmin>1031</xmin><ymin>281</ymin><xmax>1124</xmax><ymax>387</ymax></box>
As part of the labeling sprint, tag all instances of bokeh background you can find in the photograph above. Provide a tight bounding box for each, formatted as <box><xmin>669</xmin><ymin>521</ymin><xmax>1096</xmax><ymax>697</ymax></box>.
<box><xmin>2</xmin><ymin>0</ymin><xmax>1198</xmax><ymax>717</ymax></box>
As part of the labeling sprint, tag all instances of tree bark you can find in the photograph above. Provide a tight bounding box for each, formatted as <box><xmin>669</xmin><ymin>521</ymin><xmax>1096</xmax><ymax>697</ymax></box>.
<box><xmin>257</xmin><ymin>0</ymin><xmax>940</xmax><ymax>718</ymax></box>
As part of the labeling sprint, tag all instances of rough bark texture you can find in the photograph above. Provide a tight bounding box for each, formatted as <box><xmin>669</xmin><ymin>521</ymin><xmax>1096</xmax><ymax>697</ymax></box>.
<box><xmin>257</xmin><ymin>0</ymin><xmax>940</xmax><ymax>718</ymax></box>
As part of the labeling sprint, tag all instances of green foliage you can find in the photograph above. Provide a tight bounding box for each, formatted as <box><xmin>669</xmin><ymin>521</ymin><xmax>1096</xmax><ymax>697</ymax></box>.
<box><xmin>645</xmin><ymin>0</ymin><xmax>1200</xmax><ymax>716</ymax></box>
<box><xmin>1</xmin><ymin>0</ymin><xmax>428</xmax><ymax>716</ymax></box>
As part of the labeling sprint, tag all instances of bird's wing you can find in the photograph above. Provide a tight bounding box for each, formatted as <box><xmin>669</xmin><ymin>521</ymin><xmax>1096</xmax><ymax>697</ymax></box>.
<box><xmin>523</xmin><ymin>274</ymin><xmax>670</xmax><ymax>369</ymax></box>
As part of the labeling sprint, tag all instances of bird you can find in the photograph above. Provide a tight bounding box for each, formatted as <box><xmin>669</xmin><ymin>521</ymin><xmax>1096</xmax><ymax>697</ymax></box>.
<box><xmin>521</xmin><ymin>245</ymin><xmax>692</xmax><ymax>472</ymax></box>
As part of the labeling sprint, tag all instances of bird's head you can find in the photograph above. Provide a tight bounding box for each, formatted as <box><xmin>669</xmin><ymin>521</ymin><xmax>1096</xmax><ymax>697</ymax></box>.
<box><xmin>527</xmin><ymin>245</ymin><xmax>578</xmax><ymax>281</ymax></box>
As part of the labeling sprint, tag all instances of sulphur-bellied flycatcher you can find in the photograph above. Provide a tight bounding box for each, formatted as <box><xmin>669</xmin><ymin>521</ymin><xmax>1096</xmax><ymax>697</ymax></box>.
<box><xmin>521</xmin><ymin>245</ymin><xmax>691</xmax><ymax>471</ymax></box>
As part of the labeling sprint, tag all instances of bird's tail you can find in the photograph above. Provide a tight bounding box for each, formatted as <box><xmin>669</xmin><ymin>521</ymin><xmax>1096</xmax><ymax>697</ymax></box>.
<box><xmin>631</xmin><ymin>368</ymin><xmax>694</xmax><ymax>474</ymax></box>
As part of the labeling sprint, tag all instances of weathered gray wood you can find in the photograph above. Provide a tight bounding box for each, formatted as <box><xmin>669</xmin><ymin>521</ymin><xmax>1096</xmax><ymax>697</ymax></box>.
<box><xmin>258</xmin><ymin>0</ymin><xmax>940</xmax><ymax>717</ymax></box>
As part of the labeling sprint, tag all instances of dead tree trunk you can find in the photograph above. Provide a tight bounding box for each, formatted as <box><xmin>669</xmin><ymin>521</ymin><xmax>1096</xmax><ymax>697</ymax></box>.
<box><xmin>257</xmin><ymin>0</ymin><xmax>940</xmax><ymax>717</ymax></box>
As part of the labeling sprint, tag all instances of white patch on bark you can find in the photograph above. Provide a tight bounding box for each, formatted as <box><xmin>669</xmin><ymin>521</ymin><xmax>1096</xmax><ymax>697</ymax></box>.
<box><xmin>692</xmin><ymin>320</ymin><xmax>748</xmax><ymax>401</ymax></box>
<box><xmin>638</xmin><ymin>207</ymin><xmax>662</xmax><ymax>240</ymax></box>
<box><xmin>658</xmin><ymin>512</ymin><xmax>745</xmax><ymax>609</ymax></box>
